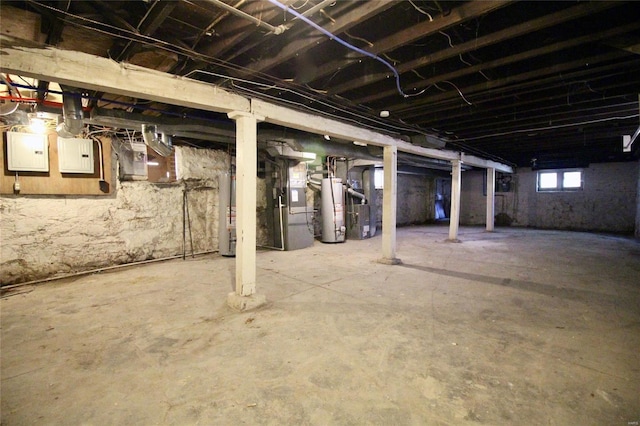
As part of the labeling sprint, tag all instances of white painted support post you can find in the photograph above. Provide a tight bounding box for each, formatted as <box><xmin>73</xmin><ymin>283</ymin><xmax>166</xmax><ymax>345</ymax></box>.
<box><xmin>379</xmin><ymin>145</ymin><xmax>402</xmax><ymax>265</ymax></box>
<box><xmin>448</xmin><ymin>160</ymin><xmax>462</xmax><ymax>242</ymax></box>
<box><xmin>486</xmin><ymin>167</ymin><xmax>496</xmax><ymax>232</ymax></box>
<box><xmin>226</xmin><ymin>111</ymin><xmax>266</xmax><ymax>311</ymax></box>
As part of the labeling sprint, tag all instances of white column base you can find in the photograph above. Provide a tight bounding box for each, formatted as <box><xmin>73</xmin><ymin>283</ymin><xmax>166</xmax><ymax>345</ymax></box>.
<box><xmin>227</xmin><ymin>292</ymin><xmax>267</xmax><ymax>312</ymax></box>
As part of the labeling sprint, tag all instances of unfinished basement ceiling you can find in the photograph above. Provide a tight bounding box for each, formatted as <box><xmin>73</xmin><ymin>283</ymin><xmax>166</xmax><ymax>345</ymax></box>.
<box><xmin>2</xmin><ymin>0</ymin><xmax>640</xmax><ymax>168</ymax></box>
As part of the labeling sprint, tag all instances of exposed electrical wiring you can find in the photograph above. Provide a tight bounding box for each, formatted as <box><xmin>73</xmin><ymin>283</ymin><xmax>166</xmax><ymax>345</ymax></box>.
<box><xmin>1</xmin><ymin>74</ymin><xmax>21</xmax><ymax>116</ymax></box>
<box><xmin>19</xmin><ymin>0</ymin><xmax>469</xmax><ymax>135</ymax></box>
<box><xmin>27</xmin><ymin>0</ymin><xmax>428</xmax><ymax>129</ymax></box>
<box><xmin>408</xmin><ymin>0</ymin><xmax>433</xmax><ymax>21</ymax></box>
<box><xmin>403</xmin><ymin>88</ymin><xmax>428</xmax><ymax>98</ymax></box>
<box><xmin>438</xmin><ymin>81</ymin><xmax>473</xmax><ymax>105</ymax></box>
<box><xmin>439</xmin><ymin>31</ymin><xmax>454</xmax><ymax>48</ymax></box>
<box><xmin>319</xmin><ymin>9</ymin><xmax>335</xmax><ymax>23</ymax></box>
<box><xmin>7</xmin><ymin>81</ymin><xmax>233</xmax><ymax>127</ymax></box>
<box><xmin>229</xmin><ymin>80</ymin><xmax>426</xmax><ymax>135</ymax></box>
<box><xmin>291</xmin><ymin>0</ymin><xmax>309</xmax><ymax>10</ymax></box>
<box><xmin>411</xmin><ymin>69</ymin><xmax>427</xmax><ymax>79</ymax></box>
<box><xmin>460</xmin><ymin>114</ymin><xmax>640</xmax><ymax>141</ymax></box>
<box><xmin>382</xmin><ymin>53</ymin><xmax>401</xmax><ymax>65</ymax></box>
<box><xmin>304</xmin><ymin>84</ymin><xmax>328</xmax><ymax>94</ymax></box>
<box><xmin>26</xmin><ymin>1</ymin><xmax>266</xmax><ymax>81</ymax></box>
<box><xmin>194</xmin><ymin>69</ymin><xmax>428</xmax><ymax>134</ymax></box>
<box><xmin>267</xmin><ymin>0</ymin><xmax>415</xmax><ymax>99</ymax></box>
<box><xmin>459</xmin><ymin>54</ymin><xmax>473</xmax><ymax>67</ymax></box>
<box><xmin>344</xmin><ymin>30</ymin><xmax>374</xmax><ymax>47</ymax></box>
<box><xmin>458</xmin><ymin>53</ymin><xmax>490</xmax><ymax>81</ymax></box>
<box><xmin>433</xmin><ymin>83</ymin><xmax>447</xmax><ymax>92</ymax></box>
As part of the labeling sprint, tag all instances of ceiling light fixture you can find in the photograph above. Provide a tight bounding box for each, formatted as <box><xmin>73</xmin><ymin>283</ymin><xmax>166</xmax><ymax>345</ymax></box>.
<box><xmin>380</xmin><ymin>110</ymin><xmax>390</xmax><ymax>118</ymax></box>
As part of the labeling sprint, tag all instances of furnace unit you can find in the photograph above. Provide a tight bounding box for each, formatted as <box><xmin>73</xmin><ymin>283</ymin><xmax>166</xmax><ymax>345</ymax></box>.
<box><xmin>265</xmin><ymin>159</ymin><xmax>314</xmax><ymax>251</ymax></box>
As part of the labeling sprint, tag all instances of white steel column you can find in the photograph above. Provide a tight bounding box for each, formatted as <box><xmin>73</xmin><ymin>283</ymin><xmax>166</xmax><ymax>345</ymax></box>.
<box><xmin>448</xmin><ymin>160</ymin><xmax>462</xmax><ymax>242</ymax></box>
<box><xmin>227</xmin><ymin>111</ymin><xmax>266</xmax><ymax>311</ymax></box>
<box><xmin>486</xmin><ymin>167</ymin><xmax>496</xmax><ymax>232</ymax></box>
<box><xmin>379</xmin><ymin>145</ymin><xmax>401</xmax><ymax>264</ymax></box>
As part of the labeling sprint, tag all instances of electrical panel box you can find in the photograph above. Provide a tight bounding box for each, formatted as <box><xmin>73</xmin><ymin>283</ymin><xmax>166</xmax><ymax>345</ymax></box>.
<box><xmin>120</xmin><ymin>142</ymin><xmax>148</xmax><ymax>180</ymax></box>
<box><xmin>6</xmin><ymin>132</ymin><xmax>50</xmax><ymax>172</ymax></box>
<box><xmin>58</xmin><ymin>137</ymin><xmax>94</xmax><ymax>174</ymax></box>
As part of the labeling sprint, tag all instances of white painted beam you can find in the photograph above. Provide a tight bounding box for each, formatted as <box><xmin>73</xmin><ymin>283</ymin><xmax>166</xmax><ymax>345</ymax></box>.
<box><xmin>380</xmin><ymin>145</ymin><xmax>401</xmax><ymax>264</ymax></box>
<box><xmin>462</xmin><ymin>153</ymin><xmax>513</xmax><ymax>173</ymax></box>
<box><xmin>0</xmin><ymin>35</ymin><xmax>513</xmax><ymax>173</ymax></box>
<box><xmin>0</xmin><ymin>35</ymin><xmax>250</xmax><ymax>114</ymax></box>
<box><xmin>486</xmin><ymin>167</ymin><xmax>496</xmax><ymax>232</ymax></box>
<box><xmin>252</xmin><ymin>100</ymin><xmax>514</xmax><ymax>172</ymax></box>
<box><xmin>448</xmin><ymin>160</ymin><xmax>462</xmax><ymax>242</ymax></box>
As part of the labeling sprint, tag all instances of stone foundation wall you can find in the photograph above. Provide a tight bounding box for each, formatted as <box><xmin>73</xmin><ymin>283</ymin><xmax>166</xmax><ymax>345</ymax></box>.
<box><xmin>375</xmin><ymin>173</ymin><xmax>436</xmax><ymax>227</ymax></box>
<box><xmin>0</xmin><ymin>146</ymin><xmax>272</xmax><ymax>285</ymax></box>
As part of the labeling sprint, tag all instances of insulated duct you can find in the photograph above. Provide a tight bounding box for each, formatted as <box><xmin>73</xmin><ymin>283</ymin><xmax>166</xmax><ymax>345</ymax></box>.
<box><xmin>142</xmin><ymin>124</ymin><xmax>173</xmax><ymax>157</ymax></box>
<box><xmin>56</xmin><ymin>86</ymin><xmax>84</xmax><ymax>138</ymax></box>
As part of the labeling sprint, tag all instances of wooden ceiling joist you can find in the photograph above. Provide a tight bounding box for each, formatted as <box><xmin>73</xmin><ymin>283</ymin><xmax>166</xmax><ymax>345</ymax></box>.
<box><xmin>328</xmin><ymin>1</ymin><xmax>621</xmax><ymax>96</ymax></box>
<box><xmin>354</xmin><ymin>20</ymin><xmax>640</xmax><ymax>105</ymax></box>
<box><xmin>393</xmin><ymin>51</ymin><xmax>633</xmax><ymax>118</ymax></box>
<box><xmin>306</xmin><ymin>0</ymin><xmax>512</xmax><ymax>87</ymax></box>
<box><xmin>239</xmin><ymin>1</ymin><xmax>396</xmax><ymax>75</ymax></box>
<box><xmin>0</xmin><ymin>34</ymin><xmax>513</xmax><ymax>172</ymax></box>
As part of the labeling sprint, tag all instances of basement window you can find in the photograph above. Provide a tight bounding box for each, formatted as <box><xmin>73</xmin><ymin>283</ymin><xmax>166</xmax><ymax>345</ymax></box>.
<box><xmin>537</xmin><ymin>169</ymin><xmax>583</xmax><ymax>192</ymax></box>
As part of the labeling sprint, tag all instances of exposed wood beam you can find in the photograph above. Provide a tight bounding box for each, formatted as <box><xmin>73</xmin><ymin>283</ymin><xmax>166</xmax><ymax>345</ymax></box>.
<box><xmin>0</xmin><ymin>34</ymin><xmax>513</xmax><ymax>173</ymax></box>
<box><xmin>36</xmin><ymin>0</ymin><xmax>68</xmax><ymax>102</ymax></box>
<box><xmin>90</xmin><ymin>1</ymin><xmax>137</xmax><ymax>32</ymax></box>
<box><xmin>114</xmin><ymin>0</ymin><xmax>178</xmax><ymax>61</ymax></box>
<box><xmin>439</xmin><ymin>93</ymin><xmax>640</xmax><ymax>135</ymax></box>
<box><xmin>0</xmin><ymin>35</ymin><xmax>250</xmax><ymax>113</ymax></box>
<box><xmin>310</xmin><ymin>0</ymin><xmax>511</xmax><ymax>86</ymax></box>
<box><xmin>355</xmin><ymin>20</ymin><xmax>640</xmax><ymax>105</ymax></box>
<box><xmin>394</xmin><ymin>51</ymin><xmax>631</xmax><ymax>118</ymax></box>
<box><xmin>329</xmin><ymin>1</ymin><xmax>620</xmax><ymax>95</ymax></box>
<box><xmin>251</xmin><ymin>99</ymin><xmax>513</xmax><ymax>172</ymax></box>
<box><xmin>414</xmin><ymin>79</ymin><xmax>640</xmax><ymax>128</ymax></box>
<box><xmin>239</xmin><ymin>1</ymin><xmax>396</xmax><ymax>75</ymax></box>
<box><xmin>457</xmin><ymin>104</ymin><xmax>639</xmax><ymax>138</ymax></box>
<box><xmin>215</xmin><ymin>1</ymin><xmax>355</xmax><ymax>67</ymax></box>
<box><xmin>178</xmin><ymin>1</ymin><xmax>288</xmax><ymax>76</ymax></box>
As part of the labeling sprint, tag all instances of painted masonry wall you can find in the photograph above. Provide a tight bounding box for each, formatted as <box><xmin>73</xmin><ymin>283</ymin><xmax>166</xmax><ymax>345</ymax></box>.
<box><xmin>460</xmin><ymin>161</ymin><xmax>639</xmax><ymax>233</ymax></box>
<box><xmin>375</xmin><ymin>173</ymin><xmax>436</xmax><ymax>228</ymax></box>
<box><xmin>0</xmin><ymin>146</ymin><xmax>268</xmax><ymax>285</ymax></box>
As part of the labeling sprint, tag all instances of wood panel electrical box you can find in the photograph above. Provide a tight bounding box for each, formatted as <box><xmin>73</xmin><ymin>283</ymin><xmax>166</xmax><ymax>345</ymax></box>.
<box><xmin>58</xmin><ymin>137</ymin><xmax>94</xmax><ymax>173</ymax></box>
<box><xmin>6</xmin><ymin>132</ymin><xmax>49</xmax><ymax>172</ymax></box>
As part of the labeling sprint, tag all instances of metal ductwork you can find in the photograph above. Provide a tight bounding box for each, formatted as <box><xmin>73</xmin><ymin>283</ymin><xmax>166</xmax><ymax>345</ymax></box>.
<box><xmin>141</xmin><ymin>124</ymin><xmax>173</xmax><ymax>157</ymax></box>
<box><xmin>56</xmin><ymin>86</ymin><xmax>84</xmax><ymax>138</ymax></box>
<box><xmin>265</xmin><ymin>141</ymin><xmax>316</xmax><ymax>161</ymax></box>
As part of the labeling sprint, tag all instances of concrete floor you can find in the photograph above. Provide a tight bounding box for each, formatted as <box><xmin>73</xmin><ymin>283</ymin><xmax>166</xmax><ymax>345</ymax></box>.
<box><xmin>1</xmin><ymin>226</ymin><xmax>639</xmax><ymax>425</ymax></box>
